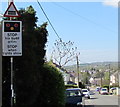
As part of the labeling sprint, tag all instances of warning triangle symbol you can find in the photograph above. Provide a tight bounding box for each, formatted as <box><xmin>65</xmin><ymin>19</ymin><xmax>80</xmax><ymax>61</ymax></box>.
<box><xmin>4</xmin><ymin>2</ymin><xmax>20</xmax><ymax>17</ymax></box>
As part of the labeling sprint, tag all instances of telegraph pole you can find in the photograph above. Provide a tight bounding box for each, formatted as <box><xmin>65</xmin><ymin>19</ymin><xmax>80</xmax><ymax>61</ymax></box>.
<box><xmin>76</xmin><ymin>53</ymin><xmax>80</xmax><ymax>88</ymax></box>
<box><xmin>100</xmin><ymin>73</ymin><xmax>102</xmax><ymax>87</ymax></box>
<box><xmin>108</xmin><ymin>64</ymin><xmax>110</xmax><ymax>92</ymax></box>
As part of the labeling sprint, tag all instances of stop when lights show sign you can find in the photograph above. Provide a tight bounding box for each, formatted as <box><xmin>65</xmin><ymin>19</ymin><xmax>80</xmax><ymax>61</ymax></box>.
<box><xmin>2</xmin><ymin>20</ymin><xmax>22</xmax><ymax>56</ymax></box>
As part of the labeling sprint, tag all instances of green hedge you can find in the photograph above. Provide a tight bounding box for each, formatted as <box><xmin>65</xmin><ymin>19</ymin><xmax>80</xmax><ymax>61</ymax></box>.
<box><xmin>65</xmin><ymin>84</ymin><xmax>78</xmax><ymax>89</ymax></box>
<box><xmin>102</xmin><ymin>85</ymin><xmax>109</xmax><ymax>89</ymax></box>
<box><xmin>35</xmin><ymin>63</ymin><xmax>65</xmax><ymax>107</ymax></box>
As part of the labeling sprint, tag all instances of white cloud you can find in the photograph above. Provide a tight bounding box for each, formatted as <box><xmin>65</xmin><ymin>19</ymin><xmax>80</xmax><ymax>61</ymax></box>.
<box><xmin>103</xmin><ymin>0</ymin><xmax>119</xmax><ymax>8</ymax></box>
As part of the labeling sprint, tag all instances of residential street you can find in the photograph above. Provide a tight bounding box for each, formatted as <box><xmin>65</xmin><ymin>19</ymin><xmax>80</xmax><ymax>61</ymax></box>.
<box><xmin>85</xmin><ymin>88</ymin><xmax>119</xmax><ymax>107</ymax></box>
<box><xmin>0</xmin><ymin>1</ymin><xmax>119</xmax><ymax>107</ymax></box>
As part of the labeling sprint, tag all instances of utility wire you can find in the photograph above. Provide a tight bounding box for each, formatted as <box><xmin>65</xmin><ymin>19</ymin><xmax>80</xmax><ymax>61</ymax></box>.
<box><xmin>37</xmin><ymin>0</ymin><xmax>61</xmax><ymax>40</ymax></box>
<box><xmin>51</xmin><ymin>2</ymin><xmax>117</xmax><ymax>34</ymax></box>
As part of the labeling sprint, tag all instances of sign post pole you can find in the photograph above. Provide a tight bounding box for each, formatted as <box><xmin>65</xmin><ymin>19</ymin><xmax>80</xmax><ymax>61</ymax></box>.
<box><xmin>10</xmin><ymin>57</ymin><xmax>14</xmax><ymax>107</ymax></box>
<box><xmin>9</xmin><ymin>0</ymin><xmax>13</xmax><ymax>104</ymax></box>
<box><xmin>9</xmin><ymin>6</ymin><xmax>14</xmax><ymax>106</ymax></box>
<box><xmin>3</xmin><ymin>1</ymin><xmax>21</xmax><ymax>106</ymax></box>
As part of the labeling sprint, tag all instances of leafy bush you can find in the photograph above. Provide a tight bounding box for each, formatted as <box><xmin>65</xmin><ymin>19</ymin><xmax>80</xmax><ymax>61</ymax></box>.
<box><xmin>35</xmin><ymin>63</ymin><xmax>65</xmax><ymax>107</ymax></box>
<box><xmin>65</xmin><ymin>84</ymin><xmax>78</xmax><ymax>89</ymax></box>
<box><xmin>79</xmin><ymin>82</ymin><xmax>85</xmax><ymax>88</ymax></box>
<box><xmin>102</xmin><ymin>85</ymin><xmax>109</xmax><ymax>90</ymax></box>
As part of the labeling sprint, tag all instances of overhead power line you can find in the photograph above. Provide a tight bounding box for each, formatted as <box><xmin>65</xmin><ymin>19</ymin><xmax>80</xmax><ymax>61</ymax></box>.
<box><xmin>37</xmin><ymin>0</ymin><xmax>61</xmax><ymax>40</ymax></box>
<box><xmin>51</xmin><ymin>2</ymin><xmax>117</xmax><ymax>34</ymax></box>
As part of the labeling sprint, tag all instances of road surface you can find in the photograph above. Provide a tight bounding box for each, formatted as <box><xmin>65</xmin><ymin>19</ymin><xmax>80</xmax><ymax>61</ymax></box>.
<box><xmin>85</xmin><ymin>88</ymin><xmax>119</xmax><ymax>107</ymax></box>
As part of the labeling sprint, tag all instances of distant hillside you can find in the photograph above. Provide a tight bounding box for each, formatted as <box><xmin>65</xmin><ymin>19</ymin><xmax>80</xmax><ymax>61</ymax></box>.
<box><xmin>64</xmin><ymin>62</ymin><xmax>118</xmax><ymax>72</ymax></box>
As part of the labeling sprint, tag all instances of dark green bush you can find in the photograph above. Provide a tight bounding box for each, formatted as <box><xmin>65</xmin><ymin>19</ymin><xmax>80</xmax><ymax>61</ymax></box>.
<box><xmin>102</xmin><ymin>85</ymin><xmax>109</xmax><ymax>90</ymax></box>
<box><xmin>35</xmin><ymin>63</ymin><xmax>65</xmax><ymax>107</ymax></box>
<box><xmin>79</xmin><ymin>82</ymin><xmax>85</xmax><ymax>88</ymax></box>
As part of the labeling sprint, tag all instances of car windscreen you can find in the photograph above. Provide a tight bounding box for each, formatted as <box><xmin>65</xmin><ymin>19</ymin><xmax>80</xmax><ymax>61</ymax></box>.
<box><xmin>66</xmin><ymin>90</ymin><xmax>82</xmax><ymax>97</ymax></box>
<box><xmin>102</xmin><ymin>89</ymin><xmax>107</xmax><ymax>91</ymax></box>
<box><xmin>82</xmin><ymin>90</ymin><xmax>88</xmax><ymax>92</ymax></box>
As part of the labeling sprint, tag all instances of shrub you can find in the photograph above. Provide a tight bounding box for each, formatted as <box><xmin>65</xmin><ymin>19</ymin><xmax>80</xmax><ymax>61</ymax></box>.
<box><xmin>102</xmin><ymin>85</ymin><xmax>109</xmax><ymax>90</ymax></box>
<box><xmin>35</xmin><ymin>63</ymin><xmax>65</xmax><ymax>107</ymax></box>
<box><xmin>65</xmin><ymin>84</ymin><xmax>78</xmax><ymax>89</ymax></box>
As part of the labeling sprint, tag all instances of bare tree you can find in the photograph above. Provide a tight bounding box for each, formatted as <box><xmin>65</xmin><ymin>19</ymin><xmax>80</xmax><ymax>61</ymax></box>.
<box><xmin>51</xmin><ymin>38</ymin><xmax>77</xmax><ymax>67</ymax></box>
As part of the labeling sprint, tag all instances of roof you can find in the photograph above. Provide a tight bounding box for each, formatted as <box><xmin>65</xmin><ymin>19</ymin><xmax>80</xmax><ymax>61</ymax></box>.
<box><xmin>53</xmin><ymin>62</ymin><xmax>67</xmax><ymax>71</ymax></box>
<box><xmin>111</xmin><ymin>71</ymin><xmax>118</xmax><ymax>76</ymax></box>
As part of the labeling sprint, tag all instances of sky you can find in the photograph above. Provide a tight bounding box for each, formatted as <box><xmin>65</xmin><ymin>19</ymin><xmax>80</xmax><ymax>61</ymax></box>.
<box><xmin>0</xmin><ymin>0</ymin><xmax>118</xmax><ymax>65</ymax></box>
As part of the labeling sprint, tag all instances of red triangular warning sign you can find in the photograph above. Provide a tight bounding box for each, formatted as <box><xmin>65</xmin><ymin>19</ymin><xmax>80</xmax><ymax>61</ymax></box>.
<box><xmin>4</xmin><ymin>2</ymin><xmax>20</xmax><ymax>17</ymax></box>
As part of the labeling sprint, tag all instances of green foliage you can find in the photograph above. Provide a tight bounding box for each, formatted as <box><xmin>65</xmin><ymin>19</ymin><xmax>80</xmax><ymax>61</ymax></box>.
<box><xmin>35</xmin><ymin>63</ymin><xmax>65</xmax><ymax>107</ymax></box>
<box><xmin>65</xmin><ymin>62</ymin><xmax>118</xmax><ymax>72</ymax></box>
<box><xmin>111</xmin><ymin>83</ymin><xmax>119</xmax><ymax>87</ymax></box>
<box><xmin>81</xmin><ymin>72</ymin><xmax>90</xmax><ymax>84</ymax></box>
<box><xmin>65</xmin><ymin>84</ymin><xmax>78</xmax><ymax>89</ymax></box>
<box><xmin>26</xmin><ymin>6</ymin><xmax>36</xmax><ymax>14</ymax></box>
<box><xmin>65</xmin><ymin>83</ymin><xmax>85</xmax><ymax>89</ymax></box>
<box><xmin>104</xmin><ymin>72</ymin><xmax>109</xmax><ymax>80</ymax></box>
<box><xmin>13</xmin><ymin>6</ymin><xmax>47</xmax><ymax>106</ymax></box>
<box><xmin>102</xmin><ymin>85</ymin><xmax>109</xmax><ymax>90</ymax></box>
<box><xmin>17</xmin><ymin>6</ymin><xmax>38</xmax><ymax>32</ymax></box>
<box><xmin>79</xmin><ymin>82</ymin><xmax>85</xmax><ymax>88</ymax></box>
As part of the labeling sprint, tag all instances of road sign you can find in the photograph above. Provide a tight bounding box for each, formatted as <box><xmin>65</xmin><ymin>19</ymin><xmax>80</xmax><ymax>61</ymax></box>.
<box><xmin>4</xmin><ymin>2</ymin><xmax>20</xmax><ymax>17</ymax></box>
<box><xmin>2</xmin><ymin>20</ymin><xmax>22</xmax><ymax>56</ymax></box>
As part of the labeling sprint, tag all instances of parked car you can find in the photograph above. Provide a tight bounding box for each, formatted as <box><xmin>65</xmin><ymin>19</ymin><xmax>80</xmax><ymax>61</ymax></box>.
<box><xmin>109</xmin><ymin>87</ymin><xmax>117</xmax><ymax>95</ymax></box>
<box><xmin>96</xmin><ymin>87</ymin><xmax>101</xmax><ymax>92</ymax></box>
<box><xmin>110</xmin><ymin>87</ymin><xmax>116</xmax><ymax>90</ymax></box>
<box><xmin>82</xmin><ymin>89</ymin><xmax>90</xmax><ymax>99</ymax></box>
<box><xmin>96</xmin><ymin>87</ymin><xmax>102</xmax><ymax>94</ymax></box>
<box><xmin>100</xmin><ymin>88</ymin><xmax>108</xmax><ymax>95</ymax></box>
<box><xmin>65</xmin><ymin>88</ymin><xmax>85</xmax><ymax>107</ymax></box>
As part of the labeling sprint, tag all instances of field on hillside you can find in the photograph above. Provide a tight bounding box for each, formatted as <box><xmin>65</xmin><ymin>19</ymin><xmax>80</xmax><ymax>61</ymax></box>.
<box><xmin>64</xmin><ymin>62</ymin><xmax>118</xmax><ymax>72</ymax></box>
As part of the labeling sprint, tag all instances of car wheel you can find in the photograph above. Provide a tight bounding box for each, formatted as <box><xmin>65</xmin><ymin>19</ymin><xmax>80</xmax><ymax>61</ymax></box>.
<box><xmin>88</xmin><ymin>96</ymin><xmax>90</xmax><ymax>99</ymax></box>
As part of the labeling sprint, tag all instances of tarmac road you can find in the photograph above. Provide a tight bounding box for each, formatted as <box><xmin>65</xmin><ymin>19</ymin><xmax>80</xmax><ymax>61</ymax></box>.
<box><xmin>85</xmin><ymin>88</ymin><xmax>119</xmax><ymax>107</ymax></box>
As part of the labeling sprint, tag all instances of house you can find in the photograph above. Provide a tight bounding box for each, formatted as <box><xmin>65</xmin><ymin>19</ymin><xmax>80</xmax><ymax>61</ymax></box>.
<box><xmin>89</xmin><ymin>77</ymin><xmax>97</xmax><ymax>85</ymax></box>
<box><xmin>110</xmin><ymin>71</ymin><xmax>119</xmax><ymax>86</ymax></box>
<box><xmin>53</xmin><ymin>63</ymin><xmax>76</xmax><ymax>85</ymax></box>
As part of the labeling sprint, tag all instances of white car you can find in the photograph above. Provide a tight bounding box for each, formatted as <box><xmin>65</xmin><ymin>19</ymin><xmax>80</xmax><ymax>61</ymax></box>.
<box><xmin>82</xmin><ymin>89</ymin><xmax>90</xmax><ymax>99</ymax></box>
<box><xmin>100</xmin><ymin>88</ymin><xmax>108</xmax><ymax>95</ymax></box>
